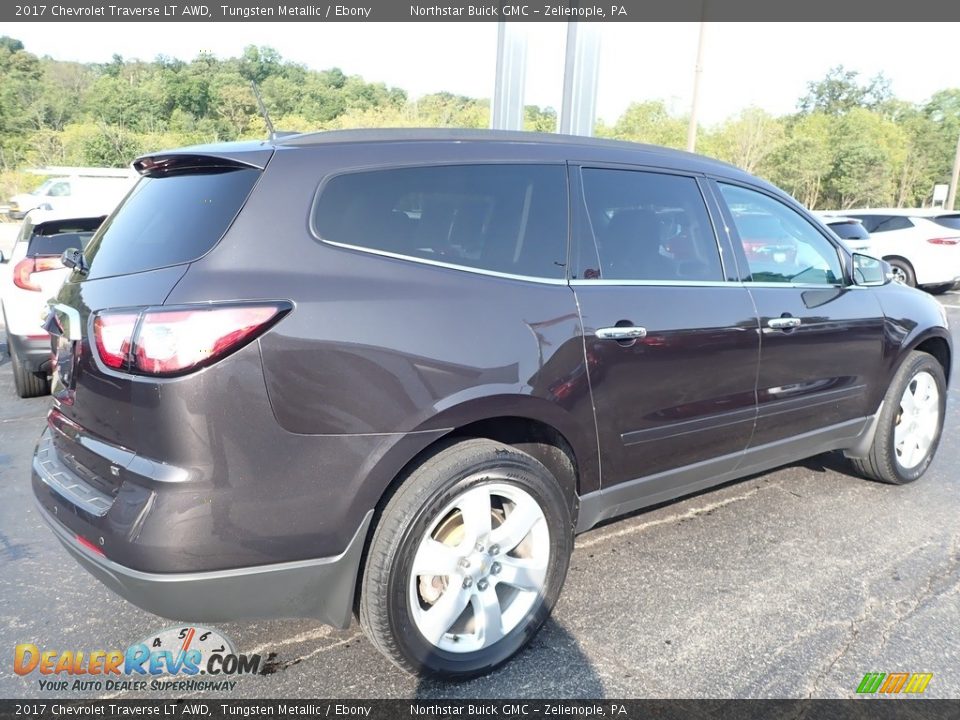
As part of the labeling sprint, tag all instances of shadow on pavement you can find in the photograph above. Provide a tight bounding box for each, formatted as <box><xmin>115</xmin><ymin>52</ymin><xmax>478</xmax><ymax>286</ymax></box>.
<box><xmin>414</xmin><ymin>618</ymin><xmax>605</xmax><ymax>698</ymax></box>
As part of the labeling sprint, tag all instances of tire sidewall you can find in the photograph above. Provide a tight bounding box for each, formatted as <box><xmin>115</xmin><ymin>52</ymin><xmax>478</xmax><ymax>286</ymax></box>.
<box><xmin>384</xmin><ymin>450</ymin><xmax>571</xmax><ymax>678</ymax></box>
<box><xmin>884</xmin><ymin>355</ymin><xmax>946</xmax><ymax>483</ymax></box>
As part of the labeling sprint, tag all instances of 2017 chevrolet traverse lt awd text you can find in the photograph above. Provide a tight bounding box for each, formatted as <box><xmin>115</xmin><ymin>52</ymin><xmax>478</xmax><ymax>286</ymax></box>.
<box><xmin>33</xmin><ymin>130</ymin><xmax>951</xmax><ymax>678</ymax></box>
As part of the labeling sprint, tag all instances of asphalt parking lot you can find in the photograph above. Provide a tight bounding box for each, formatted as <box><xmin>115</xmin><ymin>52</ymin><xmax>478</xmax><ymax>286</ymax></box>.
<box><xmin>1</xmin><ymin>294</ymin><xmax>958</xmax><ymax>700</ymax></box>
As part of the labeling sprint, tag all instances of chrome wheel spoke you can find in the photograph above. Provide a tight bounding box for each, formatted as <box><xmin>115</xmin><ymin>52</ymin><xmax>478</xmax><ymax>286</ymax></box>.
<box><xmin>419</xmin><ymin>585</ymin><xmax>470</xmax><ymax>645</ymax></box>
<box><xmin>413</xmin><ymin>538</ymin><xmax>461</xmax><ymax>576</ymax></box>
<box><xmin>495</xmin><ymin>557</ymin><xmax>547</xmax><ymax>593</ymax></box>
<box><xmin>900</xmin><ymin>389</ymin><xmax>917</xmax><ymax>416</ymax></box>
<box><xmin>457</xmin><ymin>486</ymin><xmax>492</xmax><ymax>545</ymax></box>
<box><xmin>490</xmin><ymin>494</ymin><xmax>542</xmax><ymax>552</ymax></box>
<box><xmin>472</xmin><ymin>588</ymin><xmax>504</xmax><ymax>646</ymax></box>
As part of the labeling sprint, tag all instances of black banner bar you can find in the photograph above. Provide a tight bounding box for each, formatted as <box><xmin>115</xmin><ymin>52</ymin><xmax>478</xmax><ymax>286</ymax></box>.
<box><xmin>2</xmin><ymin>700</ymin><xmax>960</xmax><ymax>720</ymax></box>
<box><xmin>3</xmin><ymin>0</ymin><xmax>960</xmax><ymax>22</ymax></box>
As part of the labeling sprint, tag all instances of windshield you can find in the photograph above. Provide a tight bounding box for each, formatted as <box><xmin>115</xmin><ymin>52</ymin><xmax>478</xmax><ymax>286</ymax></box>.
<box><xmin>29</xmin><ymin>179</ymin><xmax>57</xmax><ymax>196</ymax></box>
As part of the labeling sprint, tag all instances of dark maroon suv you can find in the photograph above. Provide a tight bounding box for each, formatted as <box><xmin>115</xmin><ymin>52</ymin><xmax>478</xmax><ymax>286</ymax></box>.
<box><xmin>34</xmin><ymin>130</ymin><xmax>951</xmax><ymax>677</ymax></box>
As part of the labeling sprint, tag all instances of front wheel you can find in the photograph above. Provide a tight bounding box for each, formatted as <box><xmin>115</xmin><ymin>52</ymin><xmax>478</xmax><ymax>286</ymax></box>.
<box><xmin>359</xmin><ymin>438</ymin><xmax>573</xmax><ymax>678</ymax></box>
<box><xmin>850</xmin><ymin>351</ymin><xmax>946</xmax><ymax>484</ymax></box>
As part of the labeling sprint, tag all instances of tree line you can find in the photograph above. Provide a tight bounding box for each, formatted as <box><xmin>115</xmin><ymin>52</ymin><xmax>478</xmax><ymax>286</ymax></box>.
<box><xmin>1</xmin><ymin>36</ymin><xmax>957</xmax><ymax>211</ymax></box>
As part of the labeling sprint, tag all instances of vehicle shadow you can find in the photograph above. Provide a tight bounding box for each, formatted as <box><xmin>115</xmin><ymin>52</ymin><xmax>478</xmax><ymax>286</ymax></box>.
<box><xmin>413</xmin><ymin>618</ymin><xmax>605</xmax><ymax>698</ymax></box>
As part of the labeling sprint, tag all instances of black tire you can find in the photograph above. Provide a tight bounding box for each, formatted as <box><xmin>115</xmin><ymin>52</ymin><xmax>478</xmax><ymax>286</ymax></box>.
<box><xmin>850</xmin><ymin>351</ymin><xmax>946</xmax><ymax>484</ymax></box>
<box><xmin>10</xmin><ymin>336</ymin><xmax>50</xmax><ymax>398</ymax></box>
<box><xmin>359</xmin><ymin>438</ymin><xmax>573</xmax><ymax>678</ymax></box>
<box><xmin>885</xmin><ymin>258</ymin><xmax>916</xmax><ymax>288</ymax></box>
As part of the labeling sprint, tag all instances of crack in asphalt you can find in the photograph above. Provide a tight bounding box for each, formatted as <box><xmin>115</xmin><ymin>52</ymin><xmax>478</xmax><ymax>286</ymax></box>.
<box><xmin>575</xmin><ymin>483</ymin><xmax>769</xmax><ymax>550</ymax></box>
<box><xmin>873</xmin><ymin>532</ymin><xmax>960</xmax><ymax>658</ymax></box>
<box><xmin>259</xmin><ymin>633</ymin><xmax>364</xmax><ymax>675</ymax></box>
<box><xmin>804</xmin><ymin>533</ymin><xmax>960</xmax><ymax>698</ymax></box>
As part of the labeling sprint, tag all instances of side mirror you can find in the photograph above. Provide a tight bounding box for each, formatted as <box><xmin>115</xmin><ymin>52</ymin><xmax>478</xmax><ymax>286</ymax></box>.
<box><xmin>852</xmin><ymin>253</ymin><xmax>891</xmax><ymax>286</ymax></box>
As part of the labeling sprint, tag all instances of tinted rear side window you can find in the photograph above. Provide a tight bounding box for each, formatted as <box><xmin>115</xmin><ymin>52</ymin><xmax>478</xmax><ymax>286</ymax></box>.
<box><xmin>827</xmin><ymin>220</ymin><xmax>869</xmax><ymax>240</ymax></box>
<box><xmin>932</xmin><ymin>214</ymin><xmax>960</xmax><ymax>231</ymax></box>
<box><xmin>576</xmin><ymin>168</ymin><xmax>723</xmax><ymax>281</ymax></box>
<box><xmin>313</xmin><ymin>164</ymin><xmax>568</xmax><ymax>279</ymax></box>
<box><xmin>83</xmin><ymin>167</ymin><xmax>260</xmax><ymax>280</ymax></box>
<box><xmin>852</xmin><ymin>215</ymin><xmax>913</xmax><ymax>233</ymax></box>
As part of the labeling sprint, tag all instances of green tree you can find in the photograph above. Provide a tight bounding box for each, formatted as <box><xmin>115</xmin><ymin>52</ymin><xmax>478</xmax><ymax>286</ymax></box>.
<box><xmin>798</xmin><ymin>65</ymin><xmax>893</xmax><ymax>116</ymax></box>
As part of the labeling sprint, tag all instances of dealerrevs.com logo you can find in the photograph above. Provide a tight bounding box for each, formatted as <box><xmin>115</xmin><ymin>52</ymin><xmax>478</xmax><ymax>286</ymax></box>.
<box><xmin>14</xmin><ymin>626</ymin><xmax>262</xmax><ymax>692</ymax></box>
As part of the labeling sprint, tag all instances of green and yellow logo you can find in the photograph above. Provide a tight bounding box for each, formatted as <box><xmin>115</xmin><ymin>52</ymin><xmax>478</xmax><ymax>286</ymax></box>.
<box><xmin>856</xmin><ymin>672</ymin><xmax>933</xmax><ymax>695</ymax></box>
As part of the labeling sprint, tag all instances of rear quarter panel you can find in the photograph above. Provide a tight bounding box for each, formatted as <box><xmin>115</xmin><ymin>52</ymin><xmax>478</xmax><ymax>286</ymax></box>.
<box><xmin>164</xmin><ymin>143</ymin><xmax>603</xmax><ymax>497</ymax></box>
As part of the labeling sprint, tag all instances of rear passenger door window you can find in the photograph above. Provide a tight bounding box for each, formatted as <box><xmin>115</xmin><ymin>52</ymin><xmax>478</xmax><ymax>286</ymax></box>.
<box><xmin>719</xmin><ymin>183</ymin><xmax>842</xmax><ymax>285</ymax></box>
<box><xmin>575</xmin><ymin>168</ymin><xmax>723</xmax><ymax>281</ymax></box>
<box><xmin>313</xmin><ymin>164</ymin><xmax>568</xmax><ymax>280</ymax></box>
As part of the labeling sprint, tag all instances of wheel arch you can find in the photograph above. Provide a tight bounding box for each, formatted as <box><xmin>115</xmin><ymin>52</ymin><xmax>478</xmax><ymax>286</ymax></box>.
<box><xmin>910</xmin><ymin>332</ymin><xmax>952</xmax><ymax>385</ymax></box>
<box><xmin>351</xmin><ymin>399</ymin><xmax>595</xmax><ymax>618</ymax></box>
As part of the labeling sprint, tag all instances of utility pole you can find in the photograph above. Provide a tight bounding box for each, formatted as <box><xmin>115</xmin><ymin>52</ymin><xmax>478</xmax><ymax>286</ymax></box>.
<box><xmin>686</xmin><ymin>20</ymin><xmax>707</xmax><ymax>153</ymax></box>
<box><xmin>948</xmin><ymin>131</ymin><xmax>960</xmax><ymax>211</ymax></box>
<box><xmin>490</xmin><ymin>22</ymin><xmax>528</xmax><ymax>131</ymax></box>
<box><xmin>558</xmin><ymin>22</ymin><xmax>601</xmax><ymax>137</ymax></box>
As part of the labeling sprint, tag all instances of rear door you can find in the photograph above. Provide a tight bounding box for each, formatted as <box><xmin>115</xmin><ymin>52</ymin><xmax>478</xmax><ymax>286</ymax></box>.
<box><xmin>570</xmin><ymin>165</ymin><xmax>760</xmax><ymax>489</ymax></box>
<box><xmin>712</xmin><ymin>181</ymin><xmax>886</xmax><ymax>447</ymax></box>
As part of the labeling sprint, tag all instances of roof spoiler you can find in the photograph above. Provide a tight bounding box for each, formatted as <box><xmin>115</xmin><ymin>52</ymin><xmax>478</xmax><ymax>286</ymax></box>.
<box><xmin>133</xmin><ymin>151</ymin><xmax>272</xmax><ymax>176</ymax></box>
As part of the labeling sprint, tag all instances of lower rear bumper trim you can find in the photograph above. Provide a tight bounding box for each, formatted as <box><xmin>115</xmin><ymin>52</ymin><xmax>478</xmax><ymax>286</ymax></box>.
<box><xmin>35</xmin><ymin>499</ymin><xmax>373</xmax><ymax>629</ymax></box>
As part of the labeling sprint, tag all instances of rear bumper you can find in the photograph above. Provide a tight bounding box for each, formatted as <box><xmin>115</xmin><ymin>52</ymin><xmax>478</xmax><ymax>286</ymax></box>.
<box><xmin>34</xmin><ymin>491</ymin><xmax>372</xmax><ymax>628</ymax></box>
<box><xmin>7</xmin><ymin>330</ymin><xmax>51</xmax><ymax>372</ymax></box>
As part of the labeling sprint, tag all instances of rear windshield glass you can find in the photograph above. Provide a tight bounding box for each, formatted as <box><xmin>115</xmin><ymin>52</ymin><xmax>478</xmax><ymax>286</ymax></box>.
<box><xmin>827</xmin><ymin>220</ymin><xmax>869</xmax><ymax>240</ymax></box>
<box><xmin>932</xmin><ymin>214</ymin><xmax>960</xmax><ymax>231</ymax></box>
<box><xmin>83</xmin><ymin>167</ymin><xmax>260</xmax><ymax>279</ymax></box>
<box><xmin>27</xmin><ymin>217</ymin><xmax>104</xmax><ymax>257</ymax></box>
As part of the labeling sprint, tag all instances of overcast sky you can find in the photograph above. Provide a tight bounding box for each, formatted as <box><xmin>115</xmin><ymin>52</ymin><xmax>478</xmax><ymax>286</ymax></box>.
<box><xmin>8</xmin><ymin>22</ymin><xmax>959</xmax><ymax>125</ymax></box>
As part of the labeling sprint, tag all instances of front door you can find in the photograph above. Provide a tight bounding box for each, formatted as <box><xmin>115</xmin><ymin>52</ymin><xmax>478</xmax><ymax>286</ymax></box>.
<box><xmin>570</xmin><ymin>166</ymin><xmax>760</xmax><ymax>489</ymax></box>
<box><xmin>712</xmin><ymin>181</ymin><xmax>886</xmax><ymax>448</ymax></box>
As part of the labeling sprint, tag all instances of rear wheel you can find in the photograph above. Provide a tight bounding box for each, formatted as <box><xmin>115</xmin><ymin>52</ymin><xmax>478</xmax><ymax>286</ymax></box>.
<box><xmin>850</xmin><ymin>351</ymin><xmax>945</xmax><ymax>484</ymax></box>
<box><xmin>8</xmin><ymin>329</ymin><xmax>50</xmax><ymax>398</ymax></box>
<box><xmin>885</xmin><ymin>258</ymin><xmax>916</xmax><ymax>287</ymax></box>
<box><xmin>359</xmin><ymin>438</ymin><xmax>572</xmax><ymax>678</ymax></box>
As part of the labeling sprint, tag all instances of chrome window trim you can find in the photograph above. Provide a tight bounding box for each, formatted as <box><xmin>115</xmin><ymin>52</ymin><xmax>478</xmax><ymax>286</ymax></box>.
<box><xmin>740</xmin><ymin>281</ymin><xmax>847</xmax><ymax>290</ymax></box>
<box><xmin>321</xmin><ymin>240</ymin><xmax>570</xmax><ymax>285</ymax></box>
<box><xmin>569</xmin><ymin>279</ymin><xmax>736</xmax><ymax>288</ymax></box>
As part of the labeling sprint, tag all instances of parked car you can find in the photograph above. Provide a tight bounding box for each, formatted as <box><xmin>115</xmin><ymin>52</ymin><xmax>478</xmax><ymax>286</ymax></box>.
<box><xmin>1</xmin><ymin>210</ymin><xmax>106</xmax><ymax>397</ymax></box>
<box><xmin>815</xmin><ymin>214</ymin><xmax>874</xmax><ymax>256</ymax></box>
<box><xmin>6</xmin><ymin>174</ymin><xmax>134</xmax><ymax>220</ymax></box>
<box><xmin>832</xmin><ymin>208</ymin><xmax>960</xmax><ymax>293</ymax></box>
<box><xmin>33</xmin><ymin>130</ymin><xmax>951</xmax><ymax>678</ymax></box>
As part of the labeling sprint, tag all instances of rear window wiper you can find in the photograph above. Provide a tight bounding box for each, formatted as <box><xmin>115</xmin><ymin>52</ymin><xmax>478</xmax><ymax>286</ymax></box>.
<box><xmin>61</xmin><ymin>248</ymin><xmax>89</xmax><ymax>276</ymax></box>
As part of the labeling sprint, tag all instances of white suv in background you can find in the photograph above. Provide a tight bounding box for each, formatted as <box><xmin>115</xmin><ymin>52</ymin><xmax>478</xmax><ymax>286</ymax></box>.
<box><xmin>834</xmin><ymin>209</ymin><xmax>960</xmax><ymax>293</ymax></box>
<box><xmin>1</xmin><ymin>210</ymin><xmax>106</xmax><ymax>396</ymax></box>
<box><xmin>815</xmin><ymin>214</ymin><xmax>874</xmax><ymax>256</ymax></box>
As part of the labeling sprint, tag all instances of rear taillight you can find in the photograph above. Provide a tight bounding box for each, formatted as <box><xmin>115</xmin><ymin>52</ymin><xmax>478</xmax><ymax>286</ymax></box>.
<box><xmin>12</xmin><ymin>256</ymin><xmax>63</xmax><ymax>291</ymax></box>
<box><xmin>926</xmin><ymin>237</ymin><xmax>960</xmax><ymax>245</ymax></box>
<box><xmin>92</xmin><ymin>303</ymin><xmax>289</xmax><ymax>377</ymax></box>
<box><xmin>93</xmin><ymin>312</ymin><xmax>139</xmax><ymax>369</ymax></box>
